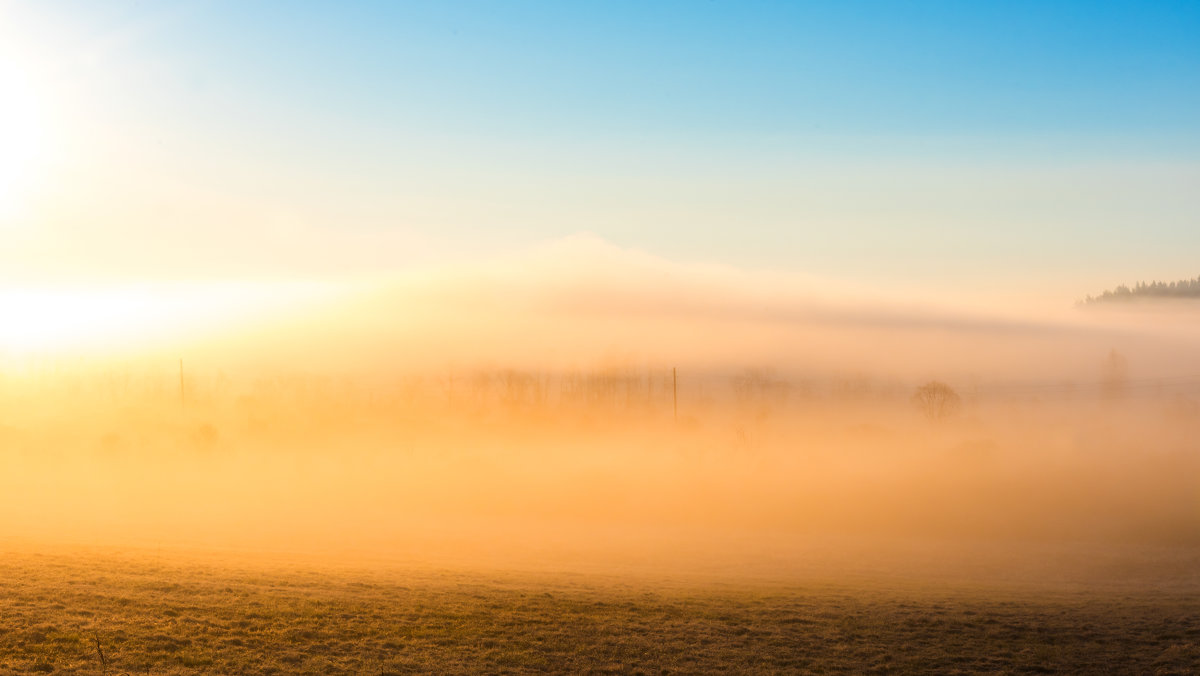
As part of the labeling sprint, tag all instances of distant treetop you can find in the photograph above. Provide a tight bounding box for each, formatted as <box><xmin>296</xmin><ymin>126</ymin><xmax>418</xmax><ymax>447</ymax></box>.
<box><xmin>1081</xmin><ymin>276</ymin><xmax>1200</xmax><ymax>305</ymax></box>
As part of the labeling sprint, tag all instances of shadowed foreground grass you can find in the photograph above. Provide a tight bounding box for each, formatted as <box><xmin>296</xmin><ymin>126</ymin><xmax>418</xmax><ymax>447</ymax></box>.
<box><xmin>1</xmin><ymin>546</ymin><xmax>1197</xmax><ymax>675</ymax></box>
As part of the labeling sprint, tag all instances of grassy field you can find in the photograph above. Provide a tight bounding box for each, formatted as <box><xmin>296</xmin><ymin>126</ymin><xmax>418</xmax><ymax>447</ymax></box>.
<box><xmin>1</xmin><ymin>543</ymin><xmax>1197</xmax><ymax>675</ymax></box>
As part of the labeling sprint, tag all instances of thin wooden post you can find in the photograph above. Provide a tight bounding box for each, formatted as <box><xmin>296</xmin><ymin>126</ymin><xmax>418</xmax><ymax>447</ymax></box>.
<box><xmin>672</xmin><ymin>367</ymin><xmax>677</xmax><ymax>422</ymax></box>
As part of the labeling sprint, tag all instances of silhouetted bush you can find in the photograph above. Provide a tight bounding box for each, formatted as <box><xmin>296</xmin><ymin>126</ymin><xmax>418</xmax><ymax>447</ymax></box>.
<box><xmin>911</xmin><ymin>381</ymin><xmax>961</xmax><ymax>421</ymax></box>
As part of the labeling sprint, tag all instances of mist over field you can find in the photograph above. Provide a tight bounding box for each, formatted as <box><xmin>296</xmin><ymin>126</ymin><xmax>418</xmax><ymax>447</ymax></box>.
<box><xmin>2</xmin><ymin>238</ymin><xmax>1197</xmax><ymax>580</ymax></box>
<box><xmin>4</xmin><ymin>2</ymin><xmax>1200</xmax><ymax>671</ymax></box>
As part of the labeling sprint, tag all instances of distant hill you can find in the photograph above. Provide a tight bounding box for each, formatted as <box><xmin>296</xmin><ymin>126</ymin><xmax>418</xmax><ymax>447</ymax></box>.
<box><xmin>1081</xmin><ymin>276</ymin><xmax>1200</xmax><ymax>305</ymax></box>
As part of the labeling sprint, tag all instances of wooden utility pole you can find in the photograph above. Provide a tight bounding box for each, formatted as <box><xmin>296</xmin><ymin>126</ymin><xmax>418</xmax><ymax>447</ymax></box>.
<box><xmin>672</xmin><ymin>367</ymin><xmax>677</xmax><ymax>422</ymax></box>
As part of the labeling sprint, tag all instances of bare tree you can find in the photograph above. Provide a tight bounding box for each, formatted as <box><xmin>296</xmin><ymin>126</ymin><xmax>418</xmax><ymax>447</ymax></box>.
<box><xmin>911</xmin><ymin>381</ymin><xmax>961</xmax><ymax>421</ymax></box>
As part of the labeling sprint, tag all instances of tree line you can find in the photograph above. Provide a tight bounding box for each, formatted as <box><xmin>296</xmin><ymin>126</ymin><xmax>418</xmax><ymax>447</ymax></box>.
<box><xmin>1081</xmin><ymin>275</ymin><xmax>1200</xmax><ymax>304</ymax></box>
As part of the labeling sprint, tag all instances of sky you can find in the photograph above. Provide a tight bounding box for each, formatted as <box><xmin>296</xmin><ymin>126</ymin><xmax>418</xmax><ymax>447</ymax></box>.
<box><xmin>1</xmin><ymin>0</ymin><xmax>1199</xmax><ymax>304</ymax></box>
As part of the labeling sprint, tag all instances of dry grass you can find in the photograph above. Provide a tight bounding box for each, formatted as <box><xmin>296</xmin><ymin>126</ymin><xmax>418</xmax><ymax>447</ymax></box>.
<box><xmin>1</xmin><ymin>545</ymin><xmax>1197</xmax><ymax>675</ymax></box>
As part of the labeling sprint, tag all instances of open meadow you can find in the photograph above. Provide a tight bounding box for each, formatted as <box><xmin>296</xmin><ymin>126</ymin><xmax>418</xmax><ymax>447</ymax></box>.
<box><xmin>2</xmin><ymin>539</ymin><xmax>1199</xmax><ymax>675</ymax></box>
<box><xmin>2</xmin><ymin>362</ymin><xmax>1199</xmax><ymax>674</ymax></box>
<box><xmin>5</xmin><ymin>3</ymin><xmax>1200</xmax><ymax>671</ymax></box>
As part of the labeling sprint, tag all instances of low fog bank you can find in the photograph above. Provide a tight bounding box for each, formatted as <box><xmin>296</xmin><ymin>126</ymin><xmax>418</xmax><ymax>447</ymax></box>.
<box><xmin>1</xmin><ymin>359</ymin><xmax>1197</xmax><ymax>578</ymax></box>
<box><xmin>8</xmin><ymin>236</ymin><xmax>1200</xmax><ymax>381</ymax></box>
<box><xmin>2</xmin><ymin>239</ymin><xmax>1198</xmax><ymax>580</ymax></box>
<box><xmin>167</xmin><ymin>236</ymin><xmax>1200</xmax><ymax>383</ymax></box>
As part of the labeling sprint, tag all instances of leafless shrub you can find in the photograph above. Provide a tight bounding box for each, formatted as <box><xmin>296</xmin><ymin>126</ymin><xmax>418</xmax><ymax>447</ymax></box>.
<box><xmin>911</xmin><ymin>381</ymin><xmax>961</xmax><ymax>421</ymax></box>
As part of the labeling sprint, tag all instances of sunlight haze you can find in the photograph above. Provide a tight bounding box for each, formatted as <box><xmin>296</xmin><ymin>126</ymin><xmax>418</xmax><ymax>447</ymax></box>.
<box><xmin>1</xmin><ymin>2</ymin><xmax>1198</xmax><ymax>674</ymax></box>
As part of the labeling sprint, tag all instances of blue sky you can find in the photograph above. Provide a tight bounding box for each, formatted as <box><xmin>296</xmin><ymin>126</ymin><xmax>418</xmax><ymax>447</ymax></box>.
<box><xmin>3</xmin><ymin>1</ymin><xmax>1199</xmax><ymax>299</ymax></box>
<box><xmin>150</xmin><ymin>1</ymin><xmax>1200</xmax><ymax>136</ymax></box>
<box><xmin>54</xmin><ymin>0</ymin><xmax>1193</xmax><ymax>139</ymax></box>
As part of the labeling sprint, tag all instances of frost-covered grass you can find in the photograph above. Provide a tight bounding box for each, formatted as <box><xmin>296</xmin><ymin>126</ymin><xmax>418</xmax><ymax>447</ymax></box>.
<box><xmin>1</xmin><ymin>545</ymin><xmax>1197</xmax><ymax>675</ymax></box>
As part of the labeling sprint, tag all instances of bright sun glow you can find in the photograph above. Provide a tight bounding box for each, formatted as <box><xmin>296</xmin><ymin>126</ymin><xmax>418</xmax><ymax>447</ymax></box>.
<box><xmin>0</xmin><ymin>283</ymin><xmax>338</xmax><ymax>358</ymax></box>
<box><xmin>0</xmin><ymin>59</ymin><xmax>46</xmax><ymax>221</ymax></box>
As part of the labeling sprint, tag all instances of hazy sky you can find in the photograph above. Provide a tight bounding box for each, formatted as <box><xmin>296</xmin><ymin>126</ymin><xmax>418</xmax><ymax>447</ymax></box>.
<box><xmin>2</xmin><ymin>1</ymin><xmax>1199</xmax><ymax>298</ymax></box>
